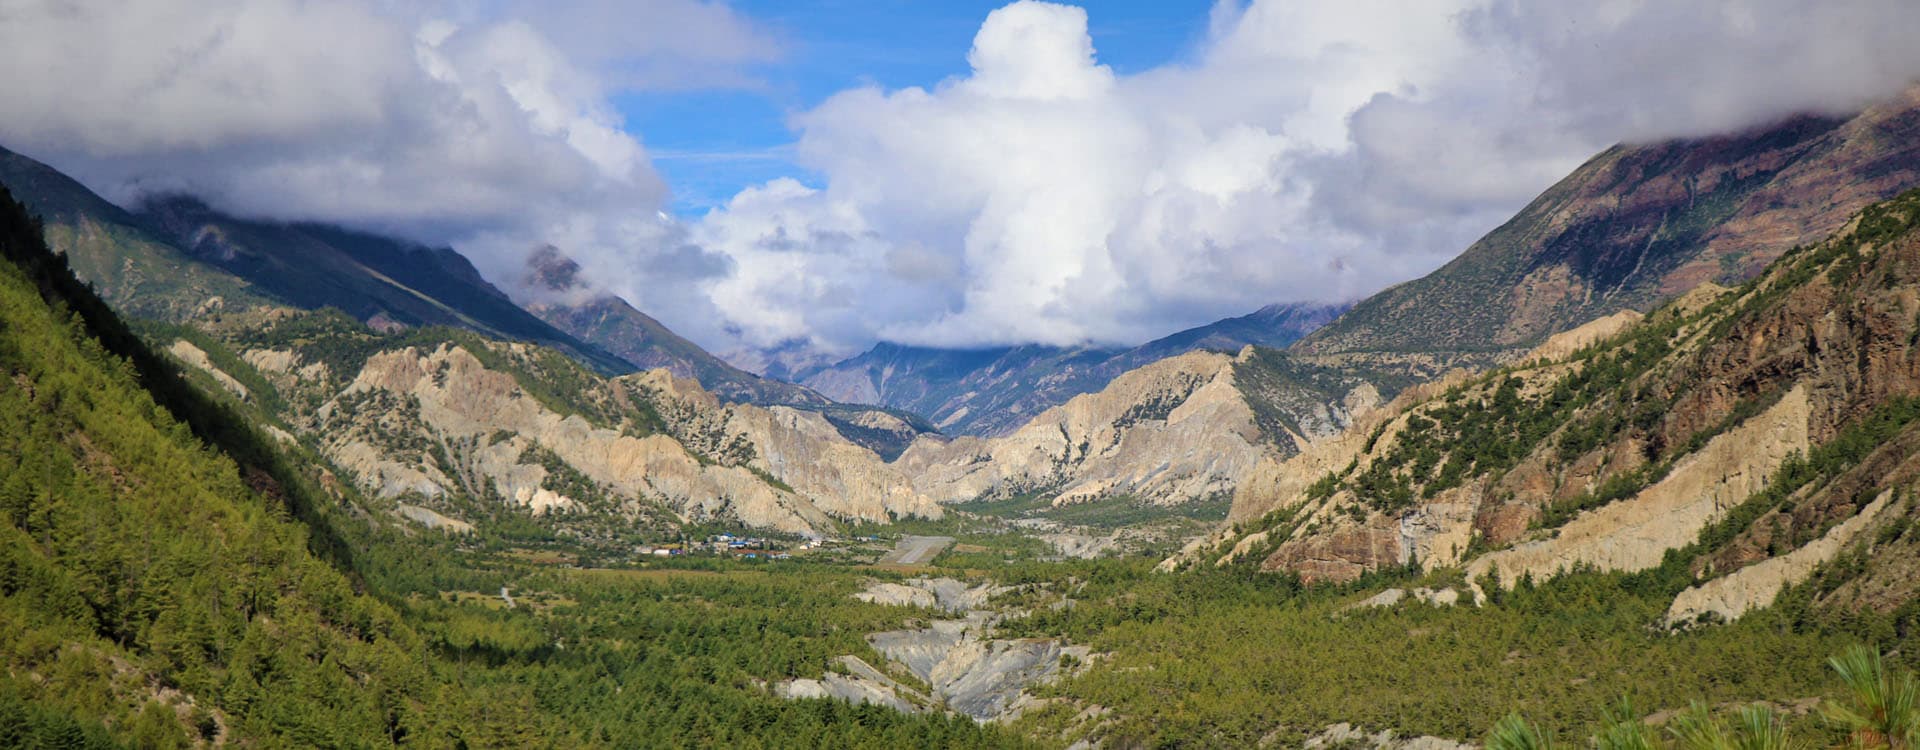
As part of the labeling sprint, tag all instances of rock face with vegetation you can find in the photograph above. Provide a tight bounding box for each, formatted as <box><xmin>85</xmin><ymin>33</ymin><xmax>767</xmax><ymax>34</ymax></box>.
<box><xmin>180</xmin><ymin>313</ymin><xmax>942</xmax><ymax>538</ymax></box>
<box><xmin>1188</xmin><ymin>190</ymin><xmax>1920</xmax><ymax>628</ymax></box>
<box><xmin>0</xmin><ymin>186</ymin><xmax>521</xmax><ymax>746</ymax></box>
<box><xmin>893</xmin><ymin>347</ymin><xmax>1384</xmax><ymax>509</ymax></box>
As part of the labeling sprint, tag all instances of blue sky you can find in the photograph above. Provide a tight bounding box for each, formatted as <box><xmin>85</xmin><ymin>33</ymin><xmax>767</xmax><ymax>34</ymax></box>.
<box><xmin>622</xmin><ymin>1</ymin><xmax>1218</xmax><ymax>213</ymax></box>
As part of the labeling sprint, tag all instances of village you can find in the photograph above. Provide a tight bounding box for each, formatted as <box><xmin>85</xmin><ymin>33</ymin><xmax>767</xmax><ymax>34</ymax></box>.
<box><xmin>630</xmin><ymin>533</ymin><xmax>829</xmax><ymax>560</ymax></box>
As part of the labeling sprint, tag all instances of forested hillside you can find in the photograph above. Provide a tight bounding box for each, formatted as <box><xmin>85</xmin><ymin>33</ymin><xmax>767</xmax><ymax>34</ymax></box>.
<box><xmin>0</xmin><ymin>184</ymin><xmax>518</xmax><ymax>745</ymax></box>
<box><xmin>0</xmin><ymin>186</ymin><xmax>1023</xmax><ymax>747</ymax></box>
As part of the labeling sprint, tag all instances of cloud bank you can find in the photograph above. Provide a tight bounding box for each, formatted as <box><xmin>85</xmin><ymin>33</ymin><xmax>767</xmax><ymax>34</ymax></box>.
<box><xmin>684</xmin><ymin>0</ymin><xmax>1920</xmax><ymax>356</ymax></box>
<box><xmin>2</xmin><ymin>0</ymin><xmax>1918</xmax><ymax>361</ymax></box>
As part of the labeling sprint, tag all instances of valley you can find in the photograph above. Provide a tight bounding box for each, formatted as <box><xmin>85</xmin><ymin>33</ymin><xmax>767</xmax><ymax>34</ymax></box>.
<box><xmin>5</xmin><ymin>10</ymin><xmax>1920</xmax><ymax>748</ymax></box>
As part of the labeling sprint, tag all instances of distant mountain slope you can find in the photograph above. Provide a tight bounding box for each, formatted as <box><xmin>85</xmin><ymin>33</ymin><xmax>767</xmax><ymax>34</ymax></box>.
<box><xmin>0</xmin><ymin>145</ymin><xmax>633</xmax><ymax>373</ymax></box>
<box><xmin>154</xmin><ymin>308</ymin><xmax>942</xmax><ymax>538</ymax></box>
<box><xmin>893</xmin><ymin>345</ymin><xmax>1385</xmax><ymax>510</ymax></box>
<box><xmin>1300</xmin><ymin>86</ymin><xmax>1920</xmax><ymax>359</ymax></box>
<box><xmin>136</xmin><ymin>195</ymin><xmax>635</xmax><ymax>374</ymax></box>
<box><xmin>0</xmin><ymin>145</ymin><xmax>269</xmax><ymax>321</ymax></box>
<box><xmin>516</xmin><ymin>245</ymin><xmax>833</xmax><ymax>406</ymax></box>
<box><xmin>800</xmin><ymin>302</ymin><xmax>1348</xmax><ymax>436</ymax></box>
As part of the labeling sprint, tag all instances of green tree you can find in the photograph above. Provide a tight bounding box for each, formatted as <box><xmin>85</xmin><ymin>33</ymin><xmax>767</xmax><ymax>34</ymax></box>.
<box><xmin>1487</xmin><ymin>713</ymin><xmax>1553</xmax><ymax>750</ymax></box>
<box><xmin>1824</xmin><ymin>646</ymin><xmax>1920</xmax><ymax>749</ymax></box>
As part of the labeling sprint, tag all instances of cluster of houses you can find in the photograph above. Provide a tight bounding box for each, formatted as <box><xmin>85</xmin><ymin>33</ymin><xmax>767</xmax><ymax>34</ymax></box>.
<box><xmin>633</xmin><ymin>534</ymin><xmax>828</xmax><ymax>561</ymax></box>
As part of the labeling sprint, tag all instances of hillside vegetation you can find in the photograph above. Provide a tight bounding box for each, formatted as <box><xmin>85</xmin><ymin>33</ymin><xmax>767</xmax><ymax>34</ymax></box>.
<box><xmin>0</xmin><ymin>185</ymin><xmax>1026</xmax><ymax>747</ymax></box>
<box><xmin>1205</xmin><ymin>188</ymin><xmax>1920</xmax><ymax>600</ymax></box>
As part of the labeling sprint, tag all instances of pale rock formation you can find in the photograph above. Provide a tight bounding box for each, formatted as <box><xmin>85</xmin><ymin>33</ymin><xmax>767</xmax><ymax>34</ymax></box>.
<box><xmin>854</xmin><ymin>578</ymin><xmax>1009</xmax><ymax>613</ymax></box>
<box><xmin>777</xmin><ymin>655</ymin><xmax>928</xmax><ymax>714</ymax></box>
<box><xmin>869</xmin><ymin>614</ymin><xmax>1089</xmax><ymax>722</ymax></box>
<box><xmin>1521</xmin><ymin>310</ymin><xmax>1643</xmax><ymax>365</ymax></box>
<box><xmin>841</xmin><ymin>578</ymin><xmax>1087</xmax><ymax>722</ymax></box>
<box><xmin>1294</xmin><ymin>723</ymin><xmax>1475</xmax><ymax>750</ymax></box>
<box><xmin>1666</xmin><ymin>490</ymin><xmax>1896</xmax><ymax>625</ymax></box>
<box><xmin>896</xmin><ymin>351</ymin><xmax>1277</xmax><ymax>506</ymax></box>
<box><xmin>631</xmin><ymin>369</ymin><xmax>942</xmax><ymax>524</ymax></box>
<box><xmin>315</xmin><ymin>344</ymin><xmax>938</xmax><ymax>536</ymax></box>
<box><xmin>1345</xmin><ymin>587</ymin><xmax>1464</xmax><ymax>611</ymax></box>
<box><xmin>167</xmin><ymin>340</ymin><xmax>250</xmax><ymax>400</ymax></box>
<box><xmin>396</xmin><ymin>504</ymin><xmax>475</xmax><ymax>533</ymax></box>
<box><xmin>1468</xmin><ymin>384</ymin><xmax>1811</xmax><ymax>586</ymax></box>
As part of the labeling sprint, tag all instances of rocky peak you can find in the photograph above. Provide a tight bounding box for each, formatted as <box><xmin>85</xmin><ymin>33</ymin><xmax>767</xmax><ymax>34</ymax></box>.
<box><xmin>522</xmin><ymin>244</ymin><xmax>584</xmax><ymax>294</ymax></box>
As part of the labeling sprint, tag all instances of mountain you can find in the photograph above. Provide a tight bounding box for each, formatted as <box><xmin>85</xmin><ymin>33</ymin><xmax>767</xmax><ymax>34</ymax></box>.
<box><xmin>158</xmin><ymin>308</ymin><xmax>942</xmax><ymax>539</ymax></box>
<box><xmin>1300</xmin><ymin>86</ymin><xmax>1920</xmax><ymax>362</ymax></box>
<box><xmin>893</xmin><ymin>345</ymin><xmax>1390</xmax><ymax>510</ymax></box>
<box><xmin>1187</xmin><ymin>189</ymin><xmax>1920</xmax><ymax>624</ymax></box>
<box><xmin>136</xmin><ymin>195</ymin><xmax>637</xmax><ymax>374</ymax></box>
<box><xmin>0</xmin><ymin>145</ymin><xmax>635</xmax><ymax>374</ymax></box>
<box><xmin>0</xmin><ymin>145</ymin><xmax>269</xmax><ymax>321</ymax></box>
<box><xmin>516</xmin><ymin>245</ymin><xmax>834</xmax><ymax>406</ymax></box>
<box><xmin>799</xmin><ymin>301</ymin><xmax>1348</xmax><ymax>436</ymax></box>
<box><xmin>890</xmin><ymin>90</ymin><xmax>1920</xmax><ymax>522</ymax></box>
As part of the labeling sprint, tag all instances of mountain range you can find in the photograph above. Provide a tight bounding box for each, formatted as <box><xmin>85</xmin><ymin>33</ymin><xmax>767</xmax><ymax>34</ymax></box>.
<box><xmin>794</xmin><ymin>301</ymin><xmax>1349</xmax><ymax>436</ymax></box>
<box><xmin>5</xmin><ymin>86</ymin><xmax>1920</xmax><ymax>537</ymax></box>
<box><xmin>8</xmin><ymin>77</ymin><xmax>1920</xmax><ymax>749</ymax></box>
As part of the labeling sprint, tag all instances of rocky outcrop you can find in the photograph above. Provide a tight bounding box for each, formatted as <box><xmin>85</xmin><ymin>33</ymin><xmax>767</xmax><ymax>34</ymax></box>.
<box><xmin>853</xmin><ymin>577</ymin><xmax>1006</xmax><ymax>612</ymax></box>
<box><xmin>395</xmin><ymin>504</ymin><xmax>475</xmax><ymax>534</ymax></box>
<box><xmin>806</xmin><ymin>578</ymin><xmax>1089</xmax><ymax>723</ymax></box>
<box><xmin>1665</xmin><ymin>490</ymin><xmax>1896</xmax><ymax>625</ymax></box>
<box><xmin>776</xmin><ymin>655</ymin><xmax>931</xmax><ymax>714</ymax></box>
<box><xmin>1294</xmin><ymin>723</ymin><xmax>1476</xmax><ymax>750</ymax></box>
<box><xmin>167</xmin><ymin>340</ymin><xmax>250</xmax><ymax>401</ymax></box>
<box><xmin>1467</xmin><ymin>384</ymin><xmax>1811</xmax><ymax>587</ymax></box>
<box><xmin>1521</xmin><ymin>311</ymin><xmax>1643</xmax><ymax>365</ymax></box>
<box><xmin>1344</xmin><ymin>587</ymin><xmax>1463</xmax><ymax>611</ymax></box>
<box><xmin>632</xmin><ymin>369</ymin><xmax>943</xmax><ymax>525</ymax></box>
<box><xmin>332</xmin><ymin>345</ymin><xmax>835</xmax><ymax>533</ymax></box>
<box><xmin>870</xmin><ymin>615</ymin><xmax>1086</xmax><ymax>721</ymax></box>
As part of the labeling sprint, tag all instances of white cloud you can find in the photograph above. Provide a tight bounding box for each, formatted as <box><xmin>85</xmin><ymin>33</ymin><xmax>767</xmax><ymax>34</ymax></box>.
<box><xmin>0</xmin><ymin>0</ymin><xmax>771</xmax><ymax>283</ymax></box>
<box><xmin>689</xmin><ymin>0</ymin><xmax>1920</xmax><ymax>357</ymax></box>
<box><xmin>2</xmin><ymin>0</ymin><xmax>1917</xmax><ymax>363</ymax></box>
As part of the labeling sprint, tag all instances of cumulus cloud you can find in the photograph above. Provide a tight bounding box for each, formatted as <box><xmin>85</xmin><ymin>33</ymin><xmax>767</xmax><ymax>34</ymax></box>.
<box><xmin>0</xmin><ymin>0</ymin><xmax>768</xmax><ymax>306</ymax></box>
<box><xmin>691</xmin><ymin>0</ymin><xmax>1920</xmax><ymax>356</ymax></box>
<box><xmin>2</xmin><ymin>0</ymin><xmax>1917</xmax><ymax>362</ymax></box>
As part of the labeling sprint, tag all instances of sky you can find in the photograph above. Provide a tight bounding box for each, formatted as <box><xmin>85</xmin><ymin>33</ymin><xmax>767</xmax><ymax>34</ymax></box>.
<box><xmin>2</xmin><ymin>0</ymin><xmax>1919</xmax><ymax>367</ymax></box>
<box><xmin>628</xmin><ymin>1</ymin><xmax>1215</xmax><ymax>212</ymax></box>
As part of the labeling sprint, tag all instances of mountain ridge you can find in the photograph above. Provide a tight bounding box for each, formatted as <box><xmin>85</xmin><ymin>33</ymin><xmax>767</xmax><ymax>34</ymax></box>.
<box><xmin>797</xmin><ymin>301</ymin><xmax>1349</xmax><ymax>436</ymax></box>
<box><xmin>515</xmin><ymin>245</ymin><xmax>839</xmax><ymax>407</ymax></box>
<box><xmin>1300</xmin><ymin>87</ymin><xmax>1920</xmax><ymax>361</ymax></box>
